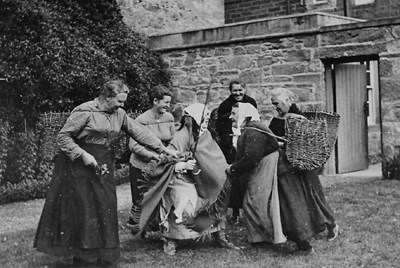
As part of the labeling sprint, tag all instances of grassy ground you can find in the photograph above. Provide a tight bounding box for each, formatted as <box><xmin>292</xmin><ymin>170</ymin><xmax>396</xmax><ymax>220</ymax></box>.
<box><xmin>1</xmin><ymin>179</ymin><xmax>399</xmax><ymax>268</ymax></box>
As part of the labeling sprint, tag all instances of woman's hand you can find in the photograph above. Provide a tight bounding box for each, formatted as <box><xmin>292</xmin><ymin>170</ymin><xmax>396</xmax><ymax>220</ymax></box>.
<box><xmin>225</xmin><ymin>164</ymin><xmax>232</xmax><ymax>176</ymax></box>
<box><xmin>175</xmin><ymin>159</ymin><xmax>196</xmax><ymax>172</ymax></box>
<box><xmin>164</xmin><ymin>147</ymin><xmax>179</xmax><ymax>159</ymax></box>
<box><xmin>81</xmin><ymin>152</ymin><xmax>98</xmax><ymax>168</ymax></box>
<box><xmin>147</xmin><ymin>151</ymin><xmax>161</xmax><ymax>162</ymax></box>
<box><xmin>185</xmin><ymin>159</ymin><xmax>196</xmax><ymax>171</ymax></box>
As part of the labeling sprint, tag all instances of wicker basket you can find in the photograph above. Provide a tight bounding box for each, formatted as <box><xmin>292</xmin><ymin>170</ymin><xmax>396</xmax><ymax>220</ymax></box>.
<box><xmin>38</xmin><ymin>111</ymin><xmax>141</xmax><ymax>160</ymax></box>
<box><xmin>285</xmin><ymin>111</ymin><xmax>340</xmax><ymax>170</ymax></box>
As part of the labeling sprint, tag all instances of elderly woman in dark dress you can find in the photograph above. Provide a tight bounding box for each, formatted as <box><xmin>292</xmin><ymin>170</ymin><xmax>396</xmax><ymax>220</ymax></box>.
<box><xmin>34</xmin><ymin>80</ymin><xmax>177</xmax><ymax>267</ymax></box>
<box><xmin>269</xmin><ymin>88</ymin><xmax>340</xmax><ymax>254</ymax></box>
<box><xmin>226</xmin><ymin>103</ymin><xmax>287</xmax><ymax>246</ymax></box>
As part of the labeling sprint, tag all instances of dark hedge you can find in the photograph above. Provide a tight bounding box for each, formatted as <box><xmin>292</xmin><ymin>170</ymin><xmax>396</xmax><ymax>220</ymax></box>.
<box><xmin>0</xmin><ymin>0</ymin><xmax>171</xmax><ymax>130</ymax></box>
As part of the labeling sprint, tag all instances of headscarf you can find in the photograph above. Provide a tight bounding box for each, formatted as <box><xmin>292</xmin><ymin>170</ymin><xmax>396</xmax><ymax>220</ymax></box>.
<box><xmin>183</xmin><ymin>103</ymin><xmax>210</xmax><ymax>126</ymax></box>
<box><xmin>232</xmin><ymin>102</ymin><xmax>261</xmax><ymax>148</ymax></box>
<box><xmin>237</xmin><ymin>102</ymin><xmax>261</xmax><ymax>127</ymax></box>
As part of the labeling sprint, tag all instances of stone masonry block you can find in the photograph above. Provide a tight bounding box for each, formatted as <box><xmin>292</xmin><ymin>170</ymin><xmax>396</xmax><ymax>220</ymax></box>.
<box><xmin>226</xmin><ymin>56</ymin><xmax>253</xmax><ymax>70</ymax></box>
<box><xmin>271</xmin><ymin>63</ymin><xmax>308</xmax><ymax>75</ymax></box>
<box><xmin>319</xmin><ymin>28</ymin><xmax>387</xmax><ymax>46</ymax></box>
<box><xmin>317</xmin><ymin>43</ymin><xmax>387</xmax><ymax>59</ymax></box>
<box><xmin>302</xmin><ymin>36</ymin><xmax>318</xmax><ymax>48</ymax></box>
<box><xmin>180</xmin><ymin>89</ymin><xmax>197</xmax><ymax>103</ymax></box>
<box><xmin>292</xmin><ymin>73</ymin><xmax>322</xmax><ymax>84</ymax></box>
<box><xmin>285</xmin><ymin>49</ymin><xmax>312</xmax><ymax>62</ymax></box>
<box><xmin>379</xmin><ymin>58</ymin><xmax>394</xmax><ymax>78</ymax></box>
<box><xmin>262</xmin><ymin>76</ymin><xmax>292</xmax><ymax>83</ymax></box>
<box><xmin>184</xmin><ymin>52</ymin><xmax>197</xmax><ymax>66</ymax></box>
<box><xmin>201</xmin><ymin>57</ymin><xmax>219</xmax><ymax>66</ymax></box>
<box><xmin>239</xmin><ymin>69</ymin><xmax>263</xmax><ymax>84</ymax></box>
<box><xmin>245</xmin><ymin>44</ymin><xmax>262</xmax><ymax>54</ymax></box>
<box><xmin>256</xmin><ymin>56</ymin><xmax>277</xmax><ymax>68</ymax></box>
<box><xmin>215</xmin><ymin>47</ymin><xmax>232</xmax><ymax>56</ymax></box>
<box><xmin>233</xmin><ymin>47</ymin><xmax>247</xmax><ymax>55</ymax></box>
<box><xmin>380</xmin><ymin>78</ymin><xmax>400</xmax><ymax>102</ymax></box>
<box><xmin>198</xmin><ymin>48</ymin><xmax>215</xmax><ymax>57</ymax></box>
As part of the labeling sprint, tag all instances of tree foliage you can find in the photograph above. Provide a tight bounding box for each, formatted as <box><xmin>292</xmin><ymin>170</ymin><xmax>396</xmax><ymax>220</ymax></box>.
<box><xmin>0</xmin><ymin>0</ymin><xmax>171</xmax><ymax>130</ymax></box>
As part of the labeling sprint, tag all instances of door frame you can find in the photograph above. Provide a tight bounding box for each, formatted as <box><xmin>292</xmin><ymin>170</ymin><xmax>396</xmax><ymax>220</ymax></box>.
<box><xmin>323</xmin><ymin>55</ymin><xmax>381</xmax><ymax>175</ymax></box>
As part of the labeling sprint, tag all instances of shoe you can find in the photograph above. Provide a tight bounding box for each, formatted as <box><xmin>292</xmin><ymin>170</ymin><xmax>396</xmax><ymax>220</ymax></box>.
<box><xmin>296</xmin><ymin>240</ymin><xmax>314</xmax><ymax>255</ymax></box>
<box><xmin>126</xmin><ymin>219</ymin><xmax>140</xmax><ymax>236</ymax></box>
<box><xmin>212</xmin><ymin>231</ymin><xmax>240</xmax><ymax>250</ymax></box>
<box><xmin>327</xmin><ymin>223</ymin><xmax>340</xmax><ymax>242</ymax></box>
<box><xmin>297</xmin><ymin>246</ymin><xmax>314</xmax><ymax>255</ymax></box>
<box><xmin>163</xmin><ymin>238</ymin><xmax>177</xmax><ymax>256</ymax></box>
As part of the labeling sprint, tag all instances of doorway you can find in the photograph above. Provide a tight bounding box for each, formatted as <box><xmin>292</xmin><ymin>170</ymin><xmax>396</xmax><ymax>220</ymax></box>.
<box><xmin>324</xmin><ymin>57</ymin><xmax>381</xmax><ymax>175</ymax></box>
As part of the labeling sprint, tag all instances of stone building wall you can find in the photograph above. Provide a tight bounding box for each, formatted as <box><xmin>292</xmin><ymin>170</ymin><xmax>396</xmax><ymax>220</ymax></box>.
<box><xmin>149</xmin><ymin>17</ymin><xmax>400</xmax><ymax>166</ymax></box>
<box><xmin>117</xmin><ymin>0</ymin><xmax>224</xmax><ymax>36</ymax></box>
<box><xmin>163</xmin><ymin>38</ymin><xmax>325</xmax><ymax>123</ymax></box>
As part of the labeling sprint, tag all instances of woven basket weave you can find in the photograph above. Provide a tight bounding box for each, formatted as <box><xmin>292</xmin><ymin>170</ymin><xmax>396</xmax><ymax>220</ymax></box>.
<box><xmin>285</xmin><ymin>111</ymin><xmax>340</xmax><ymax>170</ymax></box>
<box><xmin>38</xmin><ymin>111</ymin><xmax>141</xmax><ymax>159</ymax></box>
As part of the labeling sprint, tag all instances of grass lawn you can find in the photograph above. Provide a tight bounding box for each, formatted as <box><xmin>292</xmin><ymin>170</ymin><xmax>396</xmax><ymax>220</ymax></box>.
<box><xmin>1</xmin><ymin>179</ymin><xmax>399</xmax><ymax>268</ymax></box>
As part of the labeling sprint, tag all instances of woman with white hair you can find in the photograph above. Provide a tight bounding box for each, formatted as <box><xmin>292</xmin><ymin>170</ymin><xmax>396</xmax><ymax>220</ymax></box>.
<box><xmin>226</xmin><ymin>102</ymin><xmax>287</xmax><ymax>247</ymax></box>
<box><xmin>133</xmin><ymin>103</ymin><xmax>239</xmax><ymax>256</ymax></box>
<box><xmin>269</xmin><ymin>88</ymin><xmax>339</xmax><ymax>254</ymax></box>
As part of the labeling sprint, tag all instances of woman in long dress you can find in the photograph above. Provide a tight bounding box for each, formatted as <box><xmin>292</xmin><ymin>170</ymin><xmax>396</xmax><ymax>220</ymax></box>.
<box><xmin>127</xmin><ymin>85</ymin><xmax>176</xmax><ymax>231</ymax></box>
<box><xmin>133</xmin><ymin>103</ymin><xmax>239</xmax><ymax>255</ymax></box>
<box><xmin>226</xmin><ymin>103</ymin><xmax>286</xmax><ymax>246</ymax></box>
<box><xmin>269</xmin><ymin>89</ymin><xmax>340</xmax><ymax>253</ymax></box>
<box><xmin>33</xmin><ymin>80</ymin><xmax>177</xmax><ymax>267</ymax></box>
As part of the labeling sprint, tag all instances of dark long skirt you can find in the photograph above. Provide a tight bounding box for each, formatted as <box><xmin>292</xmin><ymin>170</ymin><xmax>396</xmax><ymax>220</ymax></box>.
<box><xmin>34</xmin><ymin>144</ymin><xmax>119</xmax><ymax>262</ymax></box>
<box><xmin>277</xmin><ymin>151</ymin><xmax>335</xmax><ymax>243</ymax></box>
<box><xmin>128</xmin><ymin>165</ymin><xmax>160</xmax><ymax>232</ymax></box>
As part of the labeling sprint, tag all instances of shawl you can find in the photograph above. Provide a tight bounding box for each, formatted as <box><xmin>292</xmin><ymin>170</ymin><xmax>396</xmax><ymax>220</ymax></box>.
<box><xmin>133</xmin><ymin>123</ymin><xmax>228</xmax><ymax>238</ymax></box>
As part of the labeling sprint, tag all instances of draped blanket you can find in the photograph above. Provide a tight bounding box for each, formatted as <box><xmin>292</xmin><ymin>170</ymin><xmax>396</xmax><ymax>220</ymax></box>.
<box><xmin>133</xmin><ymin>127</ymin><xmax>230</xmax><ymax>239</ymax></box>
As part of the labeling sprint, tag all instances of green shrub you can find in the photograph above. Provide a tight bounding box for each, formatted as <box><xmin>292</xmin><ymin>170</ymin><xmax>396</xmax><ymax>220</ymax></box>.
<box><xmin>0</xmin><ymin>0</ymin><xmax>171</xmax><ymax>130</ymax></box>
<box><xmin>4</xmin><ymin>132</ymin><xmax>37</xmax><ymax>184</ymax></box>
<box><xmin>0</xmin><ymin>178</ymin><xmax>50</xmax><ymax>205</ymax></box>
<box><xmin>0</xmin><ymin>111</ymin><xmax>137</xmax><ymax>205</ymax></box>
<box><xmin>0</xmin><ymin>119</ymin><xmax>11</xmax><ymax>183</ymax></box>
<box><xmin>0</xmin><ymin>0</ymin><xmax>171</xmax><ymax>204</ymax></box>
<box><xmin>382</xmin><ymin>154</ymin><xmax>400</xmax><ymax>180</ymax></box>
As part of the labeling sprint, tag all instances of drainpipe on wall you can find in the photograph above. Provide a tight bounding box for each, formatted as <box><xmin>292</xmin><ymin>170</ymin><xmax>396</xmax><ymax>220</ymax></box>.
<box><xmin>343</xmin><ymin>0</ymin><xmax>348</xmax><ymax>17</ymax></box>
<box><xmin>287</xmin><ymin>0</ymin><xmax>291</xmax><ymax>15</ymax></box>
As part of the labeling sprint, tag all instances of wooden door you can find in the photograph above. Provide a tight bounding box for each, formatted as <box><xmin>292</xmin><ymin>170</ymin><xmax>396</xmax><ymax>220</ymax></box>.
<box><xmin>335</xmin><ymin>63</ymin><xmax>368</xmax><ymax>173</ymax></box>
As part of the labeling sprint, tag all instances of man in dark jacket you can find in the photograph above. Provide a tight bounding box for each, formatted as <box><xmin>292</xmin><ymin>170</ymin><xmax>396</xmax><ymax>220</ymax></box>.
<box><xmin>216</xmin><ymin>80</ymin><xmax>257</xmax><ymax>224</ymax></box>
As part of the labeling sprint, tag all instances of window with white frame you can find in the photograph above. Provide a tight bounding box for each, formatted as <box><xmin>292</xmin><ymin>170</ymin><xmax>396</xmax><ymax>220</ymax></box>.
<box><xmin>365</xmin><ymin>60</ymin><xmax>379</xmax><ymax>126</ymax></box>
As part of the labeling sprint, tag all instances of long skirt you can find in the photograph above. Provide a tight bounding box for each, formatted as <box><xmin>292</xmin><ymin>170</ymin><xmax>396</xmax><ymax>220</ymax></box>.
<box><xmin>34</xmin><ymin>143</ymin><xmax>119</xmax><ymax>262</ymax></box>
<box><xmin>242</xmin><ymin>151</ymin><xmax>286</xmax><ymax>244</ymax></box>
<box><xmin>277</xmin><ymin>152</ymin><xmax>335</xmax><ymax>243</ymax></box>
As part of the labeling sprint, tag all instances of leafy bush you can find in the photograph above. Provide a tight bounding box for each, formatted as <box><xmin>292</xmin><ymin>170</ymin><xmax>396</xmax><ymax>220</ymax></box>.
<box><xmin>0</xmin><ymin>0</ymin><xmax>171</xmax><ymax>130</ymax></box>
<box><xmin>382</xmin><ymin>154</ymin><xmax>400</xmax><ymax>180</ymax></box>
<box><xmin>0</xmin><ymin>111</ymin><xmax>135</xmax><ymax>205</ymax></box>
<box><xmin>0</xmin><ymin>0</ymin><xmax>171</xmax><ymax>204</ymax></box>
<box><xmin>0</xmin><ymin>119</ymin><xmax>11</xmax><ymax>183</ymax></box>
